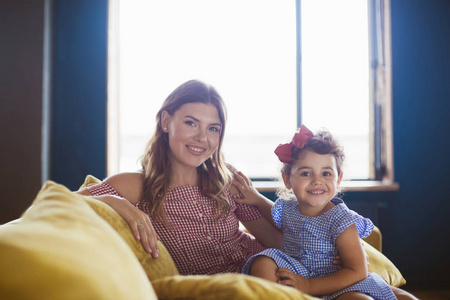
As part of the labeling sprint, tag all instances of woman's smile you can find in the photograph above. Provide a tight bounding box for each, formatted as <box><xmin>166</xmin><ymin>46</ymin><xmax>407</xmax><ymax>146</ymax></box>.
<box><xmin>162</xmin><ymin>102</ymin><xmax>222</xmax><ymax>170</ymax></box>
<box><xmin>186</xmin><ymin>144</ymin><xmax>207</xmax><ymax>154</ymax></box>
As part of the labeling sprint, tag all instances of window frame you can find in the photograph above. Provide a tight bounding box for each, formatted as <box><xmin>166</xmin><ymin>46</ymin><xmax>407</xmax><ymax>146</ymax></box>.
<box><xmin>107</xmin><ymin>0</ymin><xmax>397</xmax><ymax>192</ymax></box>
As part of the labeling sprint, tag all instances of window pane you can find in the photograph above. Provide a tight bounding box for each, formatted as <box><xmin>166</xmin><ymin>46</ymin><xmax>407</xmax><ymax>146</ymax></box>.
<box><xmin>301</xmin><ymin>0</ymin><xmax>370</xmax><ymax>179</ymax></box>
<box><xmin>118</xmin><ymin>0</ymin><xmax>296</xmax><ymax>178</ymax></box>
<box><xmin>117</xmin><ymin>0</ymin><xmax>371</xmax><ymax>180</ymax></box>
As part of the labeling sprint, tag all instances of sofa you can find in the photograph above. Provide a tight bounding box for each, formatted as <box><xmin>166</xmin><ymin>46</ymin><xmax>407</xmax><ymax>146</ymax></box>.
<box><xmin>0</xmin><ymin>176</ymin><xmax>406</xmax><ymax>299</ymax></box>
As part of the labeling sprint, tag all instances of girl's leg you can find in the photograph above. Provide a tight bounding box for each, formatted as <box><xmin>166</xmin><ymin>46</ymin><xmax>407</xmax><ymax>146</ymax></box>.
<box><xmin>390</xmin><ymin>286</ymin><xmax>419</xmax><ymax>300</ymax></box>
<box><xmin>336</xmin><ymin>292</ymin><xmax>374</xmax><ymax>300</ymax></box>
<box><xmin>249</xmin><ymin>256</ymin><xmax>278</xmax><ymax>282</ymax></box>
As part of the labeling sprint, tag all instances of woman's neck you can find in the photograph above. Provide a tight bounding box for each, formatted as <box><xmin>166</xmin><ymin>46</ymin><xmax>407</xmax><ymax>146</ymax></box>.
<box><xmin>170</xmin><ymin>165</ymin><xmax>200</xmax><ymax>187</ymax></box>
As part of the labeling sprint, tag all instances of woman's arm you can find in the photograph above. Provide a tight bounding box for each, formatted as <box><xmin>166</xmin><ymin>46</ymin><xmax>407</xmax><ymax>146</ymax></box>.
<box><xmin>241</xmin><ymin>217</ymin><xmax>283</xmax><ymax>249</ymax></box>
<box><xmin>75</xmin><ymin>173</ymin><xmax>160</xmax><ymax>258</ymax></box>
<box><xmin>277</xmin><ymin>224</ymin><xmax>368</xmax><ymax>296</ymax></box>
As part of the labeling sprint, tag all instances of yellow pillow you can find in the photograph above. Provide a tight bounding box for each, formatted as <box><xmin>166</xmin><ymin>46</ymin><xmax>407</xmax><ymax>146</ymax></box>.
<box><xmin>78</xmin><ymin>175</ymin><xmax>180</xmax><ymax>281</ymax></box>
<box><xmin>150</xmin><ymin>244</ymin><xmax>406</xmax><ymax>300</ymax></box>
<box><xmin>0</xmin><ymin>181</ymin><xmax>156</xmax><ymax>300</ymax></box>
<box><xmin>152</xmin><ymin>273</ymin><xmax>319</xmax><ymax>300</ymax></box>
<box><xmin>363</xmin><ymin>239</ymin><xmax>406</xmax><ymax>287</ymax></box>
<box><xmin>363</xmin><ymin>226</ymin><xmax>382</xmax><ymax>252</ymax></box>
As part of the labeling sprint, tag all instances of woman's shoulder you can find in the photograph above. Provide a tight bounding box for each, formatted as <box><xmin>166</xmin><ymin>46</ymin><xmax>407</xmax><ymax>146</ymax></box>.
<box><xmin>104</xmin><ymin>172</ymin><xmax>144</xmax><ymax>204</ymax></box>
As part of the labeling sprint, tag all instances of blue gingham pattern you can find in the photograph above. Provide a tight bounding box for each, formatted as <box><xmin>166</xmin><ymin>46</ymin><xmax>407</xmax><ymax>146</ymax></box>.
<box><xmin>242</xmin><ymin>198</ymin><xmax>397</xmax><ymax>299</ymax></box>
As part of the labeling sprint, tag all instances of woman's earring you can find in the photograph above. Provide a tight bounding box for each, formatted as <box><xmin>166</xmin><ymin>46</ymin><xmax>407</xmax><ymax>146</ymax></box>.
<box><xmin>164</xmin><ymin>127</ymin><xmax>168</xmax><ymax>131</ymax></box>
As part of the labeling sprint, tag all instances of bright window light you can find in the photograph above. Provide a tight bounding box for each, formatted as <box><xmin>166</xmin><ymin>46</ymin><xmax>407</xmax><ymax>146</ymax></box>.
<box><xmin>301</xmin><ymin>0</ymin><xmax>370</xmax><ymax>179</ymax></box>
<box><xmin>117</xmin><ymin>0</ymin><xmax>370</xmax><ymax>180</ymax></box>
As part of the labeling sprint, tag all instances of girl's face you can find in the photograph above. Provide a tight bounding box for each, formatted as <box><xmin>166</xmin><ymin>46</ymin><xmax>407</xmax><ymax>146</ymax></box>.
<box><xmin>282</xmin><ymin>149</ymin><xmax>343</xmax><ymax>217</ymax></box>
<box><xmin>161</xmin><ymin>102</ymin><xmax>222</xmax><ymax>171</ymax></box>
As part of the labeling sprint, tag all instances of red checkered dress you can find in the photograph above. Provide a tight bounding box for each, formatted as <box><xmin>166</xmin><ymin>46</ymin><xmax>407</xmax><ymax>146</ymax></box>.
<box><xmin>86</xmin><ymin>181</ymin><xmax>266</xmax><ymax>275</ymax></box>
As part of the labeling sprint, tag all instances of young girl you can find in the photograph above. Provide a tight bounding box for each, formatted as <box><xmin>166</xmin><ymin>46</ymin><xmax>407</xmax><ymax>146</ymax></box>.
<box><xmin>240</xmin><ymin>125</ymin><xmax>397</xmax><ymax>299</ymax></box>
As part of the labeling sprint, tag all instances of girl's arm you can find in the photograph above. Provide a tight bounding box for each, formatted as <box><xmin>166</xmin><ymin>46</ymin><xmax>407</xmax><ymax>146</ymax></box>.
<box><xmin>75</xmin><ymin>173</ymin><xmax>160</xmax><ymax>258</ymax></box>
<box><xmin>277</xmin><ymin>224</ymin><xmax>368</xmax><ymax>296</ymax></box>
<box><xmin>229</xmin><ymin>171</ymin><xmax>283</xmax><ymax>249</ymax></box>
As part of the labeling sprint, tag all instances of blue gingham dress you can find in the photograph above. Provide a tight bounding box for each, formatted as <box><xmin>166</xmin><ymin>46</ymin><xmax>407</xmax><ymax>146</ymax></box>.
<box><xmin>242</xmin><ymin>198</ymin><xmax>397</xmax><ymax>300</ymax></box>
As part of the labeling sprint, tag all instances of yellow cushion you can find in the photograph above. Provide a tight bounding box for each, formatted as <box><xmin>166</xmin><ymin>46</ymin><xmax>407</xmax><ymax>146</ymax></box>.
<box><xmin>361</xmin><ymin>225</ymin><xmax>406</xmax><ymax>286</ymax></box>
<box><xmin>152</xmin><ymin>273</ymin><xmax>319</xmax><ymax>300</ymax></box>
<box><xmin>151</xmin><ymin>243</ymin><xmax>406</xmax><ymax>300</ymax></box>
<box><xmin>80</xmin><ymin>174</ymin><xmax>104</xmax><ymax>188</ymax></box>
<box><xmin>363</xmin><ymin>239</ymin><xmax>406</xmax><ymax>287</ymax></box>
<box><xmin>363</xmin><ymin>226</ymin><xmax>382</xmax><ymax>252</ymax></box>
<box><xmin>78</xmin><ymin>175</ymin><xmax>180</xmax><ymax>281</ymax></box>
<box><xmin>0</xmin><ymin>181</ymin><xmax>157</xmax><ymax>300</ymax></box>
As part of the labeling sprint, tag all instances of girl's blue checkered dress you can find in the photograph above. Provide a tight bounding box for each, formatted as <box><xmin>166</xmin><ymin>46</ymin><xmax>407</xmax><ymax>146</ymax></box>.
<box><xmin>242</xmin><ymin>198</ymin><xmax>397</xmax><ymax>299</ymax></box>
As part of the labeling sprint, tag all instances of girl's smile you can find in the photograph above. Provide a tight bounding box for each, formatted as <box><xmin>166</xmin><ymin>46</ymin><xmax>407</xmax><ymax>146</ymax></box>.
<box><xmin>282</xmin><ymin>149</ymin><xmax>343</xmax><ymax>217</ymax></box>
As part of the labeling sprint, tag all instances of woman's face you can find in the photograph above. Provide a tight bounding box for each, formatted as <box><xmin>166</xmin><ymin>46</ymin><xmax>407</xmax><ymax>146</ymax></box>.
<box><xmin>161</xmin><ymin>102</ymin><xmax>222</xmax><ymax>171</ymax></box>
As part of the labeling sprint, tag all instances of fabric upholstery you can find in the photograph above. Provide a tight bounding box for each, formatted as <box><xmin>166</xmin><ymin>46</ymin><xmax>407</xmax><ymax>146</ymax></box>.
<box><xmin>152</xmin><ymin>273</ymin><xmax>318</xmax><ymax>300</ymax></box>
<box><xmin>0</xmin><ymin>181</ymin><xmax>157</xmax><ymax>300</ymax></box>
<box><xmin>79</xmin><ymin>176</ymin><xmax>180</xmax><ymax>281</ymax></box>
<box><xmin>363</xmin><ymin>239</ymin><xmax>406</xmax><ymax>287</ymax></box>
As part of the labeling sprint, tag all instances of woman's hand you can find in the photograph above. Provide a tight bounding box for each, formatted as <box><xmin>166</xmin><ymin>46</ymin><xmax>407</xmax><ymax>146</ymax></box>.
<box><xmin>332</xmin><ymin>255</ymin><xmax>343</xmax><ymax>269</ymax></box>
<box><xmin>228</xmin><ymin>167</ymin><xmax>283</xmax><ymax>248</ymax></box>
<box><xmin>276</xmin><ymin>268</ymin><xmax>311</xmax><ymax>293</ymax></box>
<box><xmin>230</xmin><ymin>170</ymin><xmax>264</xmax><ymax>206</ymax></box>
<box><xmin>77</xmin><ymin>173</ymin><xmax>160</xmax><ymax>258</ymax></box>
<box><xmin>97</xmin><ymin>195</ymin><xmax>160</xmax><ymax>259</ymax></box>
<box><xmin>332</xmin><ymin>243</ymin><xmax>369</xmax><ymax>270</ymax></box>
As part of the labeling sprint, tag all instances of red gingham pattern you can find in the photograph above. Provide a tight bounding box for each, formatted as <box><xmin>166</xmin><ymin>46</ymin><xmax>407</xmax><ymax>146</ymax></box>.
<box><xmin>86</xmin><ymin>181</ymin><xmax>266</xmax><ymax>275</ymax></box>
<box><xmin>85</xmin><ymin>181</ymin><xmax>123</xmax><ymax>198</ymax></box>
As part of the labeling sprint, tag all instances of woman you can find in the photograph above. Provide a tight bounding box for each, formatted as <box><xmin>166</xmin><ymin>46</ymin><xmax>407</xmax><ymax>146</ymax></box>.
<box><xmin>77</xmin><ymin>79</ymin><xmax>282</xmax><ymax>275</ymax></box>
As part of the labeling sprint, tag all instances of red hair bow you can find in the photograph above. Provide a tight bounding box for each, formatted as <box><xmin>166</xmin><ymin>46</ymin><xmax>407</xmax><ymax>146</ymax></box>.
<box><xmin>274</xmin><ymin>125</ymin><xmax>314</xmax><ymax>162</ymax></box>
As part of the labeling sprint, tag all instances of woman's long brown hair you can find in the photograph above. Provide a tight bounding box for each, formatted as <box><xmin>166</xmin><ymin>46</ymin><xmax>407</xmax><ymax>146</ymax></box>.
<box><xmin>139</xmin><ymin>80</ymin><xmax>232</xmax><ymax>225</ymax></box>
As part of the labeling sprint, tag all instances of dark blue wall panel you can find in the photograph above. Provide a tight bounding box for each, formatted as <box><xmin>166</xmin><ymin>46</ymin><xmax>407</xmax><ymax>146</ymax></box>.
<box><xmin>386</xmin><ymin>0</ymin><xmax>450</xmax><ymax>288</ymax></box>
<box><xmin>51</xmin><ymin>0</ymin><xmax>108</xmax><ymax>190</ymax></box>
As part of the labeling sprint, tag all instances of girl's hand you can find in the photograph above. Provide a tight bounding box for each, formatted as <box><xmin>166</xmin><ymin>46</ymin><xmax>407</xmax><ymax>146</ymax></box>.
<box><xmin>276</xmin><ymin>268</ymin><xmax>311</xmax><ymax>293</ymax></box>
<box><xmin>102</xmin><ymin>195</ymin><xmax>160</xmax><ymax>259</ymax></box>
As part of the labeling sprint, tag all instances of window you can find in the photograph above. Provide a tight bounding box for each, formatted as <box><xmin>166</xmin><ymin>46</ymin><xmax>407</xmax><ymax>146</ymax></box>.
<box><xmin>108</xmin><ymin>0</ymin><xmax>393</xmax><ymax>184</ymax></box>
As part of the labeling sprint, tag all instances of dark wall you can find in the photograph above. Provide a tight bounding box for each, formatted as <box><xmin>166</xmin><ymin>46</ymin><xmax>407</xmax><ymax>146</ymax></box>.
<box><xmin>337</xmin><ymin>0</ymin><xmax>450</xmax><ymax>289</ymax></box>
<box><xmin>0</xmin><ymin>0</ymin><xmax>107</xmax><ymax>223</ymax></box>
<box><xmin>0</xmin><ymin>0</ymin><xmax>449</xmax><ymax>290</ymax></box>
<box><xmin>51</xmin><ymin>0</ymin><xmax>108</xmax><ymax>190</ymax></box>
<box><xmin>385</xmin><ymin>0</ymin><xmax>450</xmax><ymax>288</ymax></box>
<box><xmin>0</xmin><ymin>1</ymin><xmax>45</xmax><ymax>222</ymax></box>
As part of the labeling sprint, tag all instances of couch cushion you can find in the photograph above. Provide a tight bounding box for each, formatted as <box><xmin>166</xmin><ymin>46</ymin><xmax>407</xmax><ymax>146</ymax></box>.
<box><xmin>0</xmin><ymin>181</ymin><xmax>157</xmax><ymax>300</ymax></box>
<box><xmin>79</xmin><ymin>175</ymin><xmax>180</xmax><ymax>281</ymax></box>
<box><xmin>363</xmin><ymin>239</ymin><xmax>406</xmax><ymax>287</ymax></box>
<box><xmin>152</xmin><ymin>273</ymin><xmax>319</xmax><ymax>300</ymax></box>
